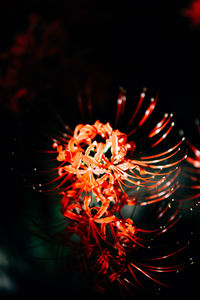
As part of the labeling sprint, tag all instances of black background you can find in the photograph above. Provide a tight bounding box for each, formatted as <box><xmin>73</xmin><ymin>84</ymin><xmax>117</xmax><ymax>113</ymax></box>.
<box><xmin>1</xmin><ymin>1</ymin><xmax>200</xmax><ymax>299</ymax></box>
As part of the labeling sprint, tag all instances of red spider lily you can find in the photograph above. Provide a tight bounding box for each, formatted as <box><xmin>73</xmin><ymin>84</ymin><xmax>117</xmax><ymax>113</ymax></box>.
<box><xmin>36</xmin><ymin>87</ymin><xmax>190</xmax><ymax>294</ymax></box>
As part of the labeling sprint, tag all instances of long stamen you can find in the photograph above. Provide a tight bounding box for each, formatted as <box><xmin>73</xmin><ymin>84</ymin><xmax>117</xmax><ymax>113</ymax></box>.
<box><xmin>128</xmin><ymin>88</ymin><xmax>146</xmax><ymax>126</ymax></box>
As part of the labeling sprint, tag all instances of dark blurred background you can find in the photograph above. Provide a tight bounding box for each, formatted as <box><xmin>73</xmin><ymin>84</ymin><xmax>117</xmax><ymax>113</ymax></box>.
<box><xmin>1</xmin><ymin>0</ymin><xmax>200</xmax><ymax>299</ymax></box>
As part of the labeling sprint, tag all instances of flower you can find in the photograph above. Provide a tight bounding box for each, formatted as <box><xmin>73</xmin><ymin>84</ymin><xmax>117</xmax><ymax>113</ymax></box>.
<box><xmin>41</xmin><ymin>88</ymin><xmax>188</xmax><ymax>293</ymax></box>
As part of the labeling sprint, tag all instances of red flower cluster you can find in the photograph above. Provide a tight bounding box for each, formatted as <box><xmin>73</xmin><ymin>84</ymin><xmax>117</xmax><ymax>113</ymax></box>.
<box><xmin>46</xmin><ymin>89</ymin><xmax>188</xmax><ymax>292</ymax></box>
